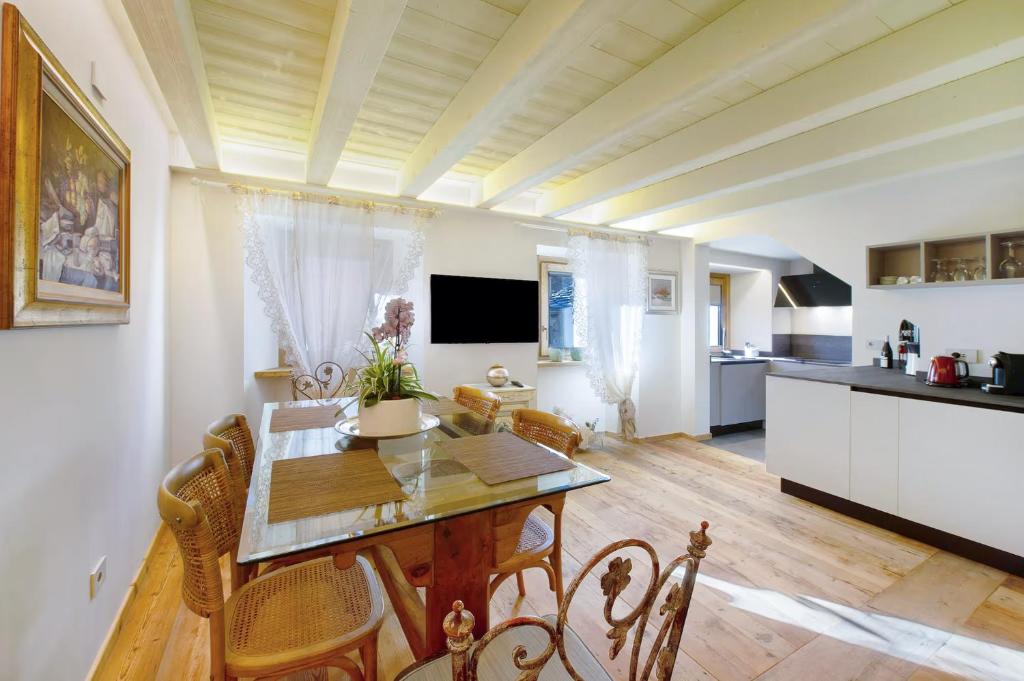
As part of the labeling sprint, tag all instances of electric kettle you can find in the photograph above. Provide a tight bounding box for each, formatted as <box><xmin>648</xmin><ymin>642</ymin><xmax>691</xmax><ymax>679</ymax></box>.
<box><xmin>926</xmin><ymin>353</ymin><xmax>969</xmax><ymax>387</ymax></box>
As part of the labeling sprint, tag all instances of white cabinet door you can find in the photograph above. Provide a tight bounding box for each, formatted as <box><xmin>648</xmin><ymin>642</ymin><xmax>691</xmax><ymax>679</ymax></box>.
<box><xmin>710</xmin><ymin>362</ymin><xmax>721</xmax><ymax>427</ymax></box>
<box><xmin>850</xmin><ymin>392</ymin><xmax>899</xmax><ymax>514</ymax></box>
<box><xmin>766</xmin><ymin>377</ymin><xmax>851</xmax><ymax>498</ymax></box>
<box><xmin>721</xmin><ymin>362</ymin><xmax>767</xmax><ymax>425</ymax></box>
<box><xmin>899</xmin><ymin>399</ymin><xmax>1024</xmax><ymax>555</ymax></box>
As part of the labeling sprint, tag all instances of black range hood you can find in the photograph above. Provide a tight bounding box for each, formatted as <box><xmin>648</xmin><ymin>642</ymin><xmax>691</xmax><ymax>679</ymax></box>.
<box><xmin>774</xmin><ymin>266</ymin><xmax>851</xmax><ymax>308</ymax></box>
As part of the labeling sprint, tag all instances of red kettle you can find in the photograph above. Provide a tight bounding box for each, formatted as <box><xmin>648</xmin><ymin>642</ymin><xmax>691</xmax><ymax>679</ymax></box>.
<box><xmin>926</xmin><ymin>354</ymin><xmax>969</xmax><ymax>387</ymax></box>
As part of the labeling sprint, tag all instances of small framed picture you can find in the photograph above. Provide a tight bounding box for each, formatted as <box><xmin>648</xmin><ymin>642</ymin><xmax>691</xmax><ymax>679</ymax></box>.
<box><xmin>647</xmin><ymin>271</ymin><xmax>678</xmax><ymax>314</ymax></box>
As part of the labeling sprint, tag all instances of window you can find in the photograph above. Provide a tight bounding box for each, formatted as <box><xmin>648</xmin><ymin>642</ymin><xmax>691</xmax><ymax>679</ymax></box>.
<box><xmin>539</xmin><ymin>259</ymin><xmax>582</xmax><ymax>357</ymax></box>
<box><xmin>709</xmin><ymin>273</ymin><xmax>730</xmax><ymax>351</ymax></box>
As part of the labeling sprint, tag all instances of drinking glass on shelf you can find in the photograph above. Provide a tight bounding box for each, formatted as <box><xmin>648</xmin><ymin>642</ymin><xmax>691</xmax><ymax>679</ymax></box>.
<box><xmin>930</xmin><ymin>258</ymin><xmax>950</xmax><ymax>282</ymax></box>
<box><xmin>969</xmin><ymin>257</ymin><xmax>987</xmax><ymax>281</ymax></box>
<box><xmin>999</xmin><ymin>240</ymin><xmax>1023</xmax><ymax>278</ymax></box>
<box><xmin>951</xmin><ymin>258</ymin><xmax>970</xmax><ymax>282</ymax></box>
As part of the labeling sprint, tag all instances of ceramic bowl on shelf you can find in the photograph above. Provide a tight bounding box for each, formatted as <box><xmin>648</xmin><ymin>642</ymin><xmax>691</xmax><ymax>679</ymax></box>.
<box><xmin>879</xmin><ymin>276</ymin><xmax>899</xmax><ymax>285</ymax></box>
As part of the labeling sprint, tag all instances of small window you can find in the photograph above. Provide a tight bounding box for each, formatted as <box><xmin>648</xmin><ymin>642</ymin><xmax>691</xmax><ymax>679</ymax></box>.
<box><xmin>709</xmin><ymin>273</ymin><xmax>730</xmax><ymax>351</ymax></box>
<box><xmin>539</xmin><ymin>259</ymin><xmax>582</xmax><ymax>357</ymax></box>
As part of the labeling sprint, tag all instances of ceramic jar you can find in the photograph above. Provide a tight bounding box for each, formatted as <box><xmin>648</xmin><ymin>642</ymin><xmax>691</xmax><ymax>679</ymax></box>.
<box><xmin>486</xmin><ymin>364</ymin><xmax>510</xmax><ymax>387</ymax></box>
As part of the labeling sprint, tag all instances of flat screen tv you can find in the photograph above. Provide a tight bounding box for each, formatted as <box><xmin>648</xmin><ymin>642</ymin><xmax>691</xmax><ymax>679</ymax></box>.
<box><xmin>431</xmin><ymin>274</ymin><xmax>539</xmax><ymax>344</ymax></box>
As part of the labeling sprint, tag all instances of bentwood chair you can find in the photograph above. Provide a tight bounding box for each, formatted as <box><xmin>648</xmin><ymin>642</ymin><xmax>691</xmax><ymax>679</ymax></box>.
<box><xmin>453</xmin><ymin>385</ymin><xmax>503</xmax><ymax>421</ymax></box>
<box><xmin>204</xmin><ymin>414</ymin><xmax>258</xmax><ymax>590</ymax></box>
<box><xmin>489</xmin><ymin>409</ymin><xmax>584</xmax><ymax>605</ymax></box>
<box><xmin>396</xmin><ymin>523</ymin><xmax>713</xmax><ymax>681</ymax></box>
<box><xmin>159</xmin><ymin>449</ymin><xmax>384</xmax><ymax>681</ymax></box>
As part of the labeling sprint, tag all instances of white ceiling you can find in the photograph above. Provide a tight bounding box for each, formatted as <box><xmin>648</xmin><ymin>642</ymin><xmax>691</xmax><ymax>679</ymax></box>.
<box><xmin>123</xmin><ymin>0</ymin><xmax>1024</xmax><ymax>233</ymax></box>
<box><xmin>708</xmin><ymin>235</ymin><xmax>803</xmax><ymax>260</ymax></box>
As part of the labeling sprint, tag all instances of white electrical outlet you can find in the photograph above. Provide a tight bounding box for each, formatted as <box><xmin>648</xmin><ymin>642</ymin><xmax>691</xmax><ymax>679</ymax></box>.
<box><xmin>89</xmin><ymin>556</ymin><xmax>107</xmax><ymax>600</ymax></box>
<box><xmin>946</xmin><ymin>348</ymin><xmax>980</xmax><ymax>363</ymax></box>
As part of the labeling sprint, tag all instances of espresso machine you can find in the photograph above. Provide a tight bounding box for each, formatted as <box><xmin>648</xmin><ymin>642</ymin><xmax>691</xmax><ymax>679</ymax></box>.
<box><xmin>898</xmin><ymin>320</ymin><xmax>921</xmax><ymax>375</ymax></box>
<box><xmin>982</xmin><ymin>352</ymin><xmax>1024</xmax><ymax>395</ymax></box>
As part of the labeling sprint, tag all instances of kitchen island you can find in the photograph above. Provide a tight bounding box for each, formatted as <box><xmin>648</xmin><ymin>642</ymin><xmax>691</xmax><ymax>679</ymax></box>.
<box><xmin>767</xmin><ymin>366</ymin><xmax>1024</xmax><ymax>575</ymax></box>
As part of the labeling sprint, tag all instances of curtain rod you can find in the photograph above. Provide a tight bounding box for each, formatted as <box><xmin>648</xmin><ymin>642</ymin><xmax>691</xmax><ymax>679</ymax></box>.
<box><xmin>177</xmin><ymin>167</ymin><xmax>671</xmax><ymax>239</ymax></box>
<box><xmin>191</xmin><ymin>177</ymin><xmax>440</xmax><ymax>218</ymax></box>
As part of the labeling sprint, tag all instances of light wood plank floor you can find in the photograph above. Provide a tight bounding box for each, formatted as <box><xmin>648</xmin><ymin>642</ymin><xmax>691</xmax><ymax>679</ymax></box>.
<box><xmin>93</xmin><ymin>437</ymin><xmax>1024</xmax><ymax>680</ymax></box>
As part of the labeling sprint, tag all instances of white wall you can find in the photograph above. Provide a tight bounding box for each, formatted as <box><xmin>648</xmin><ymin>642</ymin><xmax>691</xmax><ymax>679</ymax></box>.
<box><xmin>695</xmin><ymin>154</ymin><xmax>1024</xmax><ymax>373</ymax></box>
<box><xmin>0</xmin><ymin>2</ymin><xmax>171</xmax><ymax>678</ymax></box>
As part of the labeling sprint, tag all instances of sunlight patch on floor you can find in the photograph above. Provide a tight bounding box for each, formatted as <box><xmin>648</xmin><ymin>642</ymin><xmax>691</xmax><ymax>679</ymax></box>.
<box><xmin>680</xmin><ymin>571</ymin><xmax>1024</xmax><ymax>681</ymax></box>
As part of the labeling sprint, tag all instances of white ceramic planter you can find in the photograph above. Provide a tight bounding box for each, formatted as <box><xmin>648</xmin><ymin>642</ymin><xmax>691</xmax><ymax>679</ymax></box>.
<box><xmin>358</xmin><ymin>398</ymin><xmax>422</xmax><ymax>436</ymax></box>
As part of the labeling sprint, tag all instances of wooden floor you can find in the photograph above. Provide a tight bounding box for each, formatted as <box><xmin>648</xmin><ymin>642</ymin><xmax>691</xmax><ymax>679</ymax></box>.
<box><xmin>92</xmin><ymin>436</ymin><xmax>1024</xmax><ymax>681</ymax></box>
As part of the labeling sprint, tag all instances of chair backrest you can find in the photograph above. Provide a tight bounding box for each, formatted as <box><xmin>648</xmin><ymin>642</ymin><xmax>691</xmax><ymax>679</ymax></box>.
<box><xmin>157</xmin><ymin>449</ymin><xmax>240</xmax><ymax>618</ymax></box>
<box><xmin>204</xmin><ymin>413</ymin><xmax>255</xmax><ymax>487</ymax></box>
<box><xmin>453</xmin><ymin>385</ymin><xmax>502</xmax><ymax>422</ymax></box>
<box><xmin>440</xmin><ymin>522</ymin><xmax>713</xmax><ymax>681</ymax></box>
<box><xmin>292</xmin><ymin>361</ymin><xmax>356</xmax><ymax>401</ymax></box>
<box><xmin>512</xmin><ymin>408</ymin><xmax>581</xmax><ymax>458</ymax></box>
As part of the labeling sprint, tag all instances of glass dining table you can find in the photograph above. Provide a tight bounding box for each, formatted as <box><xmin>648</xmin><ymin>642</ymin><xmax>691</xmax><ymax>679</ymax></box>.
<box><xmin>238</xmin><ymin>398</ymin><xmax>610</xmax><ymax>658</ymax></box>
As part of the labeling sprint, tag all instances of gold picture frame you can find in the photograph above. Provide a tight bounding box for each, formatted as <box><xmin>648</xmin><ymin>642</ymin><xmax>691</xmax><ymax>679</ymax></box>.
<box><xmin>1</xmin><ymin>3</ymin><xmax>131</xmax><ymax>328</ymax></box>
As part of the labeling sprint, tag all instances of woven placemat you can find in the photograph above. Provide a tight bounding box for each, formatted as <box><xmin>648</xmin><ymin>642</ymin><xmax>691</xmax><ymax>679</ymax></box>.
<box><xmin>440</xmin><ymin>431</ymin><xmax>576</xmax><ymax>485</ymax></box>
<box><xmin>421</xmin><ymin>397</ymin><xmax>473</xmax><ymax>416</ymax></box>
<box><xmin>268</xmin><ymin>450</ymin><xmax>407</xmax><ymax>523</ymax></box>
<box><xmin>268</xmin><ymin>405</ymin><xmax>340</xmax><ymax>432</ymax></box>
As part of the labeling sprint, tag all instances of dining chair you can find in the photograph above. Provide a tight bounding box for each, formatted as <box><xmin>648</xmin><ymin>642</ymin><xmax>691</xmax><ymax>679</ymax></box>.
<box><xmin>453</xmin><ymin>385</ymin><xmax>503</xmax><ymax>421</ymax></box>
<box><xmin>158</xmin><ymin>448</ymin><xmax>384</xmax><ymax>681</ymax></box>
<box><xmin>396</xmin><ymin>523</ymin><xmax>713</xmax><ymax>681</ymax></box>
<box><xmin>490</xmin><ymin>408</ymin><xmax>583</xmax><ymax>606</ymax></box>
<box><xmin>292</xmin><ymin>361</ymin><xmax>357</xmax><ymax>401</ymax></box>
<box><xmin>204</xmin><ymin>414</ymin><xmax>258</xmax><ymax>590</ymax></box>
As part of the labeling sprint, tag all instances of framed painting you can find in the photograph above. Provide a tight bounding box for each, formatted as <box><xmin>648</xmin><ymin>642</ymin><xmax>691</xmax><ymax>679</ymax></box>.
<box><xmin>647</xmin><ymin>270</ymin><xmax>678</xmax><ymax>314</ymax></box>
<box><xmin>1</xmin><ymin>3</ymin><xmax>130</xmax><ymax>328</ymax></box>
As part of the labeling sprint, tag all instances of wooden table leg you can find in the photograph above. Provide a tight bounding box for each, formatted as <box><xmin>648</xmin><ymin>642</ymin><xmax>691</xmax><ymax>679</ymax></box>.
<box><xmin>424</xmin><ymin>512</ymin><xmax>493</xmax><ymax>656</ymax></box>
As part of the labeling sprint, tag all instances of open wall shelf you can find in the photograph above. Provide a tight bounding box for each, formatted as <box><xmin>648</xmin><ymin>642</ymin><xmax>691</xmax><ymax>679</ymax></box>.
<box><xmin>867</xmin><ymin>229</ymin><xmax>1024</xmax><ymax>289</ymax></box>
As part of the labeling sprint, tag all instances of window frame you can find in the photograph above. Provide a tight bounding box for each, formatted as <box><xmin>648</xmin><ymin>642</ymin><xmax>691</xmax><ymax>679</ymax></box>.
<box><xmin>709</xmin><ymin>272</ymin><xmax>731</xmax><ymax>352</ymax></box>
<box><xmin>539</xmin><ymin>257</ymin><xmax>573</xmax><ymax>358</ymax></box>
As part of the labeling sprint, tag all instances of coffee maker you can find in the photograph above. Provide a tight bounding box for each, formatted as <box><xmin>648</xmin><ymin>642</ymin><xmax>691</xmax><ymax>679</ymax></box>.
<box><xmin>983</xmin><ymin>352</ymin><xmax>1024</xmax><ymax>395</ymax></box>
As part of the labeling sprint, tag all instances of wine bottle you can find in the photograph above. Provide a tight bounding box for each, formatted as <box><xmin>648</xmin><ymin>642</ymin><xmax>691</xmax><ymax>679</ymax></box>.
<box><xmin>881</xmin><ymin>335</ymin><xmax>893</xmax><ymax>369</ymax></box>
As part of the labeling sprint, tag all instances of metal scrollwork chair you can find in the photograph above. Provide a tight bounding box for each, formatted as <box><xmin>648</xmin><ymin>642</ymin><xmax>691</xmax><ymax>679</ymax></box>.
<box><xmin>291</xmin><ymin>361</ymin><xmax>357</xmax><ymax>402</ymax></box>
<box><xmin>396</xmin><ymin>522</ymin><xmax>713</xmax><ymax>681</ymax></box>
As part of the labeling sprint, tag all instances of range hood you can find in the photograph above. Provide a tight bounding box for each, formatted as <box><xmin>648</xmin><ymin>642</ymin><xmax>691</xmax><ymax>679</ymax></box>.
<box><xmin>774</xmin><ymin>266</ymin><xmax>851</xmax><ymax>308</ymax></box>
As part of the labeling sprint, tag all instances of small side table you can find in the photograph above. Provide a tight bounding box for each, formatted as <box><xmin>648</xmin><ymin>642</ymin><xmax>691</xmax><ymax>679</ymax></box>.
<box><xmin>459</xmin><ymin>382</ymin><xmax>536</xmax><ymax>429</ymax></box>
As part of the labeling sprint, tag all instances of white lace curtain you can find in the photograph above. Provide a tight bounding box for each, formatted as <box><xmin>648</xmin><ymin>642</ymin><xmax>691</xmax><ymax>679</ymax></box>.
<box><xmin>568</xmin><ymin>229</ymin><xmax>648</xmax><ymax>439</ymax></box>
<box><xmin>236</xmin><ymin>189</ymin><xmax>429</xmax><ymax>377</ymax></box>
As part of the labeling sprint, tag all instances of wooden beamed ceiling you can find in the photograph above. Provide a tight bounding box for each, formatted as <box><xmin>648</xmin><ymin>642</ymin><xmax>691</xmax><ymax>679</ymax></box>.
<box><xmin>125</xmin><ymin>0</ymin><xmax>1024</xmax><ymax>231</ymax></box>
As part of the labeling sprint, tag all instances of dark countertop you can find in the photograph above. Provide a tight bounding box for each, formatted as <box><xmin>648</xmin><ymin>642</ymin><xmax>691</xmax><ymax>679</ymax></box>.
<box><xmin>769</xmin><ymin>365</ymin><xmax>1024</xmax><ymax>413</ymax></box>
<box><xmin>711</xmin><ymin>356</ymin><xmax>851</xmax><ymax>367</ymax></box>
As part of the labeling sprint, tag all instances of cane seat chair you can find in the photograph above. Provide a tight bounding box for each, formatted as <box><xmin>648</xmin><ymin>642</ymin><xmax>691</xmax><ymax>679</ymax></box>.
<box><xmin>512</xmin><ymin>409</ymin><xmax>582</xmax><ymax>459</ymax></box>
<box><xmin>396</xmin><ymin>524</ymin><xmax>713</xmax><ymax>681</ymax></box>
<box><xmin>490</xmin><ymin>409</ymin><xmax>583</xmax><ymax>605</ymax></box>
<box><xmin>159</xmin><ymin>449</ymin><xmax>384</xmax><ymax>681</ymax></box>
<box><xmin>452</xmin><ymin>385</ymin><xmax>503</xmax><ymax>422</ymax></box>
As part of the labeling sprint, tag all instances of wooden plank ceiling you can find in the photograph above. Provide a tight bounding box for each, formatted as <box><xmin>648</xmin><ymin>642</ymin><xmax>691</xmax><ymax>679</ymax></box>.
<box><xmin>126</xmin><ymin>0</ymin><xmax>1024</xmax><ymax>231</ymax></box>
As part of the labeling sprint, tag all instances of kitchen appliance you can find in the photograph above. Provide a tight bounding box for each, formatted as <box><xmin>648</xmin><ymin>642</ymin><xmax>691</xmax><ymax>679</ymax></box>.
<box><xmin>982</xmin><ymin>352</ymin><xmax>1024</xmax><ymax>395</ymax></box>
<box><xmin>898</xmin><ymin>319</ymin><xmax>921</xmax><ymax>375</ymax></box>
<box><xmin>926</xmin><ymin>354</ymin><xmax>969</xmax><ymax>387</ymax></box>
<box><xmin>773</xmin><ymin>265</ymin><xmax>851</xmax><ymax>307</ymax></box>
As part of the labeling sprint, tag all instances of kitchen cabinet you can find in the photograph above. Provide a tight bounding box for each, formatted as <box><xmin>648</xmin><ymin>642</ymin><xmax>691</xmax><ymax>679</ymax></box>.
<box><xmin>898</xmin><ymin>398</ymin><xmax>1024</xmax><ymax>556</ymax></box>
<box><xmin>720</xmin><ymin>362</ymin><xmax>767</xmax><ymax>426</ymax></box>
<box><xmin>766</xmin><ymin>376</ymin><xmax>851</xmax><ymax>498</ymax></box>
<box><xmin>710</xmin><ymin>362</ymin><xmax>721</xmax><ymax>427</ymax></box>
<box><xmin>850</xmin><ymin>392</ymin><xmax>899</xmax><ymax>514</ymax></box>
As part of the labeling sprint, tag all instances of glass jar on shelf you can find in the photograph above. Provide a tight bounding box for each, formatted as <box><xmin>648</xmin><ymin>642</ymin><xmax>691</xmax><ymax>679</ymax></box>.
<box><xmin>999</xmin><ymin>240</ymin><xmax>1023</xmax><ymax>278</ymax></box>
<box><xmin>969</xmin><ymin>257</ymin><xmax>987</xmax><ymax>281</ymax></box>
<box><xmin>950</xmin><ymin>258</ymin><xmax>971</xmax><ymax>282</ymax></box>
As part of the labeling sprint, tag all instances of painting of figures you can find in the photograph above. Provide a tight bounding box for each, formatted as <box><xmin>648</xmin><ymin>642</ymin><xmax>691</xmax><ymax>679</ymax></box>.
<box><xmin>38</xmin><ymin>92</ymin><xmax>123</xmax><ymax>293</ymax></box>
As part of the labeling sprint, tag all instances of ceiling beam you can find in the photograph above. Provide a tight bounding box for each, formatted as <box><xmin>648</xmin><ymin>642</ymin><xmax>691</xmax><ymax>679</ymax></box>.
<box><xmin>601</xmin><ymin>59</ymin><xmax>1024</xmax><ymax>229</ymax></box>
<box><xmin>306</xmin><ymin>0</ymin><xmax>406</xmax><ymax>186</ymax></box>
<box><xmin>476</xmin><ymin>0</ymin><xmax>876</xmax><ymax>208</ymax></box>
<box><xmin>644</xmin><ymin>117</ymin><xmax>1024</xmax><ymax>234</ymax></box>
<box><xmin>542</xmin><ymin>0</ymin><xmax>1024</xmax><ymax>220</ymax></box>
<box><xmin>397</xmin><ymin>0</ymin><xmax>623</xmax><ymax>198</ymax></box>
<box><xmin>121</xmin><ymin>0</ymin><xmax>220</xmax><ymax>168</ymax></box>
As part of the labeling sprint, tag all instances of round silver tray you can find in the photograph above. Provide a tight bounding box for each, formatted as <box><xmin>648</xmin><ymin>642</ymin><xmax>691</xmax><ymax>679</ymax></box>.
<box><xmin>334</xmin><ymin>414</ymin><xmax>441</xmax><ymax>439</ymax></box>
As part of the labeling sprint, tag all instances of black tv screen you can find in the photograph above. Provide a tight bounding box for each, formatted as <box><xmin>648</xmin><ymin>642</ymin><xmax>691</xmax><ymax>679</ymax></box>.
<box><xmin>431</xmin><ymin>274</ymin><xmax>539</xmax><ymax>344</ymax></box>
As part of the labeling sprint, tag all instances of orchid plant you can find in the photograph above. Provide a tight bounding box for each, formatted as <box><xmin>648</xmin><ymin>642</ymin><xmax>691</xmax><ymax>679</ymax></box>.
<box><xmin>356</xmin><ymin>298</ymin><xmax>436</xmax><ymax>408</ymax></box>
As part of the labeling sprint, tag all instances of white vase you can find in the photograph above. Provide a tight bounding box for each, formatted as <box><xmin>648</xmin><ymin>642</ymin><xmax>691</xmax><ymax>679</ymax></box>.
<box><xmin>358</xmin><ymin>398</ymin><xmax>422</xmax><ymax>436</ymax></box>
